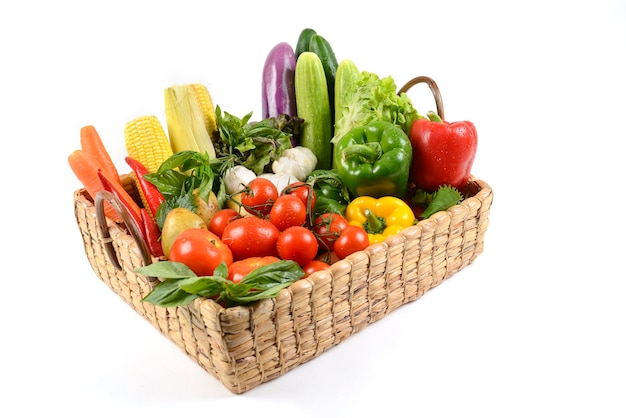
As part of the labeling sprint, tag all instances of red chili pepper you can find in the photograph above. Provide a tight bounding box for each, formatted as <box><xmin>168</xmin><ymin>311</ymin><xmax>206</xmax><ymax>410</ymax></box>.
<box><xmin>409</xmin><ymin>111</ymin><xmax>478</xmax><ymax>192</ymax></box>
<box><xmin>140</xmin><ymin>208</ymin><xmax>164</xmax><ymax>258</ymax></box>
<box><xmin>97</xmin><ymin>169</ymin><xmax>144</xmax><ymax>237</ymax></box>
<box><xmin>125</xmin><ymin>156</ymin><xmax>165</xmax><ymax>219</ymax></box>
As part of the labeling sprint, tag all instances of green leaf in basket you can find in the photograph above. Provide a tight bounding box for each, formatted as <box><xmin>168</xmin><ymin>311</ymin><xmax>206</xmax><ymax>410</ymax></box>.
<box><xmin>222</xmin><ymin>260</ymin><xmax>305</xmax><ymax>305</ymax></box>
<box><xmin>178</xmin><ymin>275</ymin><xmax>228</xmax><ymax>297</ymax></box>
<box><xmin>410</xmin><ymin>185</ymin><xmax>463</xmax><ymax>219</ymax></box>
<box><xmin>143</xmin><ymin>150</ymin><xmax>215</xmax><ymax>229</ymax></box>
<box><xmin>138</xmin><ymin>261</ymin><xmax>228</xmax><ymax>307</ymax></box>
<box><xmin>136</xmin><ymin>260</ymin><xmax>305</xmax><ymax>308</ymax></box>
<box><xmin>240</xmin><ymin>259</ymin><xmax>304</xmax><ymax>287</ymax></box>
<box><xmin>143</xmin><ymin>169</ymin><xmax>188</xmax><ymax>198</ymax></box>
<box><xmin>420</xmin><ymin>185</ymin><xmax>462</xmax><ymax>219</ymax></box>
<box><xmin>135</xmin><ymin>261</ymin><xmax>196</xmax><ymax>279</ymax></box>
<box><xmin>224</xmin><ymin>281</ymin><xmax>298</xmax><ymax>305</ymax></box>
<box><xmin>142</xmin><ymin>279</ymin><xmax>200</xmax><ymax>307</ymax></box>
<box><xmin>213</xmin><ymin>106</ymin><xmax>298</xmax><ymax>176</ymax></box>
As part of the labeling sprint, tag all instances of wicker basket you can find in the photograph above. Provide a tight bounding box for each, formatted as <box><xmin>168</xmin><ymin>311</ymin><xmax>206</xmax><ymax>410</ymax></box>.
<box><xmin>73</xmin><ymin>172</ymin><xmax>492</xmax><ymax>394</ymax></box>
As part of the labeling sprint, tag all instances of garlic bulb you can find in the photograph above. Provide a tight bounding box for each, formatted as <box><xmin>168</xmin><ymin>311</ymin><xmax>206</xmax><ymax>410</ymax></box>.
<box><xmin>271</xmin><ymin>146</ymin><xmax>317</xmax><ymax>181</ymax></box>
<box><xmin>222</xmin><ymin>165</ymin><xmax>257</xmax><ymax>194</ymax></box>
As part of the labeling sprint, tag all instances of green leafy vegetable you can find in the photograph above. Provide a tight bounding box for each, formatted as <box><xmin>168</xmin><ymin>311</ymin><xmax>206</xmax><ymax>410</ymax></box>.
<box><xmin>413</xmin><ymin>185</ymin><xmax>463</xmax><ymax>219</ymax></box>
<box><xmin>214</xmin><ymin>106</ymin><xmax>301</xmax><ymax>175</ymax></box>
<box><xmin>142</xmin><ymin>280</ymin><xmax>201</xmax><ymax>307</ymax></box>
<box><xmin>136</xmin><ymin>260</ymin><xmax>305</xmax><ymax>308</ymax></box>
<box><xmin>332</xmin><ymin>71</ymin><xmax>421</xmax><ymax>143</ymax></box>
<box><xmin>143</xmin><ymin>150</ymin><xmax>215</xmax><ymax>228</ymax></box>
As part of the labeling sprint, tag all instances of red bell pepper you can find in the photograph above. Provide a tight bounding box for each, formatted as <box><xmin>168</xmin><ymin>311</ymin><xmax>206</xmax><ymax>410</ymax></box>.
<box><xmin>125</xmin><ymin>156</ymin><xmax>165</xmax><ymax>220</ymax></box>
<box><xmin>409</xmin><ymin>111</ymin><xmax>477</xmax><ymax>192</ymax></box>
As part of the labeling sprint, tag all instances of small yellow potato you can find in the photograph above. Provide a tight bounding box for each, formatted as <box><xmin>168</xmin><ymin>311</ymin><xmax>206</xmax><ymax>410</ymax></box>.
<box><xmin>161</xmin><ymin>207</ymin><xmax>207</xmax><ymax>258</ymax></box>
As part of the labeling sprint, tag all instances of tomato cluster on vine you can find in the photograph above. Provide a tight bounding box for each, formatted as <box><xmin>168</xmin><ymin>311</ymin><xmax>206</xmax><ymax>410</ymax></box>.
<box><xmin>210</xmin><ymin>177</ymin><xmax>369</xmax><ymax>273</ymax></box>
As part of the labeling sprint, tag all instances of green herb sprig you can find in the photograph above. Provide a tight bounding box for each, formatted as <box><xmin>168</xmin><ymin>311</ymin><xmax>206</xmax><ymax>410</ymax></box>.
<box><xmin>136</xmin><ymin>260</ymin><xmax>305</xmax><ymax>308</ymax></box>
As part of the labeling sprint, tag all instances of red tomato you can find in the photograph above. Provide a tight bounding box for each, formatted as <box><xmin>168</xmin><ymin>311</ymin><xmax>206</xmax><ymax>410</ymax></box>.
<box><xmin>316</xmin><ymin>251</ymin><xmax>340</xmax><ymax>265</ymax></box>
<box><xmin>334</xmin><ymin>225</ymin><xmax>370</xmax><ymax>260</ymax></box>
<box><xmin>312</xmin><ymin>213</ymin><xmax>349</xmax><ymax>252</ymax></box>
<box><xmin>227</xmin><ymin>256</ymin><xmax>280</xmax><ymax>283</ymax></box>
<box><xmin>302</xmin><ymin>260</ymin><xmax>331</xmax><ymax>277</ymax></box>
<box><xmin>281</xmin><ymin>181</ymin><xmax>317</xmax><ymax>215</ymax></box>
<box><xmin>168</xmin><ymin>228</ymin><xmax>233</xmax><ymax>276</ymax></box>
<box><xmin>276</xmin><ymin>226</ymin><xmax>319</xmax><ymax>266</ymax></box>
<box><xmin>208</xmin><ymin>208</ymin><xmax>239</xmax><ymax>238</ymax></box>
<box><xmin>241</xmin><ymin>177</ymin><xmax>278</xmax><ymax>217</ymax></box>
<box><xmin>221</xmin><ymin>216</ymin><xmax>280</xmax><ymax>261</ymax></box>
<box><xmin>269</xmin><ymin>194</ymin><xmax>307</xmax><ymax>231</ymax></box>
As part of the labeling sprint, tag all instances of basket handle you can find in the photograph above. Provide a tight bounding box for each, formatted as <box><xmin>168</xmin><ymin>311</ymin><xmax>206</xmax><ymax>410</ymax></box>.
<box><xmin>397</xmin><ymin>75</ymin><xmax>445</xmax><ymax>120</ymax></box>
<box><xmin>95</xmin><ymin>190</ymin><xmax>155</xmax><ymax>280</ymax></box>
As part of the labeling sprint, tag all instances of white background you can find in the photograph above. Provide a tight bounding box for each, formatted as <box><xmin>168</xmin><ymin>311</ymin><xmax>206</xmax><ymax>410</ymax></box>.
<box><xmin>2</xmin><ymin>1</ymin><xmax>625</xmax><ymax>416</ymax></box>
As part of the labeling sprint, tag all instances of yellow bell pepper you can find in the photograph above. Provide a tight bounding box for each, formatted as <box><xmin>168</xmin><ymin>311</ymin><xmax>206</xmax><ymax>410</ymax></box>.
<box><xmin>345</xmin><ymin>196</ymin><xmax>416</xmax><ymax>244</ymax></box>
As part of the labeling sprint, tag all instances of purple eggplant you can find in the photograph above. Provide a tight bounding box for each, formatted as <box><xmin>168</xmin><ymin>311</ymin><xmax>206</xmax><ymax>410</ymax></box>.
<box><xmin>262</xmin><ymin>42</ymin><xmax>297</xmax><ymax>122</ymax></box>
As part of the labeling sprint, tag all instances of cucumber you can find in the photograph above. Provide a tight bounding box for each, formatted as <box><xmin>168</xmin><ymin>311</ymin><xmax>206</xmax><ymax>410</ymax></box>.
<box><xmin>334</xmin><ymin>59</ymin><xmax>360</xmax><ymax>128</ymax></box>
<box><xmin>295</xmin><ymin>52</ymin><xmax>332</xmax><ymax>170</ymax></box>
<box><xmin>295</xmin><ymin>28</ymin><xmax>317</xmax><ymax>60</ymax></box>
<box><xmin>308</xmin><ymin>34</ymin><xmax>338</xmax><ymax>122</ymax></box>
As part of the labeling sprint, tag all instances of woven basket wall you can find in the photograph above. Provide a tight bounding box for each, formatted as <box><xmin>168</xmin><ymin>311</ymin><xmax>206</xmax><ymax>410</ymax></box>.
<box><xmin>73</xmin><ymin>175</ymin><xmax>493</xmax><ymax>394</ymax></box>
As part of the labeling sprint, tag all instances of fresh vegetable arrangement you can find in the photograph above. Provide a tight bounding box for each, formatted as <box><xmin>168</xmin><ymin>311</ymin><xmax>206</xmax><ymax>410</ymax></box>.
<box><xmin>68</xmin><ymin>28</ymin><xmax>479</xmax><ymax>309</ymax></box>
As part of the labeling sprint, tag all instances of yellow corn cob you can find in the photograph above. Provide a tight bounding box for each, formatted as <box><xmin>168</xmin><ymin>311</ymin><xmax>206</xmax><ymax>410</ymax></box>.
<box><xmin>124</xmin><ymin>115</ymin><xmax>173</xmax><ymax>219</ymax></box>
<box><xmin>188</xmin><ymin>83</ymin><xmax>219</xmax><ymax>143</ymax></box>
<box><xmin>164</xmin><ymin>84</ymin><xmax>217</xmax><ymax>159</ymax></box>
<box><xmin>124</xmin><ymin>115</ymin><xmax>173</xmax><ymax>173</ymax></box>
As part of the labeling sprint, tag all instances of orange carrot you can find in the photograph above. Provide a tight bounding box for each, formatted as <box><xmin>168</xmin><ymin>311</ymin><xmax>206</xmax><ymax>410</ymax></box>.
<box><xmin>68</xmin><ymin>149</ymin><xmax>122</xmax><ymax>222</ymax></box>
<box><xmin>80</xmin><ymin>125</ymin><xmax>121</xmax><ymax>185</ymax></box>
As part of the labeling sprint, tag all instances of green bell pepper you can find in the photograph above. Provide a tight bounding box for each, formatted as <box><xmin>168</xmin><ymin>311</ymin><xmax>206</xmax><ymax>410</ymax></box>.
<box><xmin>306</xmin><ymin>169</ymin><xmax>350</xmax><ymax>216</ymax></box>
<box><xmin>333</xmin><ymin>120</ymin><xmax>412</xmax><ymax>198</ymax></box>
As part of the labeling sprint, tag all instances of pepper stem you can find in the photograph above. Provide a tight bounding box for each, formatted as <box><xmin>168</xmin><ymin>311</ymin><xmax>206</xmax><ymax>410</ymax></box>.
<box><xmin>341</xmin><ymin>142</ymin><xmax>383</xmax><ymax>164</ymax></box>
<box><xmin>364</xmin><ymin>209</ymin><xmax>385</xmax><ymax>234</ymax></box>
<box><xmin>427</xmin><ymin>111</ymin><xmax>443</xmax><ymax>123</ymax></box>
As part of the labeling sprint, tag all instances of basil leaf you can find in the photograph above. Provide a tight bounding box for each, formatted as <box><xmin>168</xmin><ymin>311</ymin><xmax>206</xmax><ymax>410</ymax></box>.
<box><xmin>213</xmin><ymin>262</ymin><xmax>229</xmax><ymax>278</ymax></box>
<box><xmin>178</xmin><ymin>276</ymin><xmax>227</xmax><ymax>298</ymax></box>
<box><xmin>240</xmin><ymin>260</ymin><xmax>304</xmax><ymax>286</ymax></box>
<box><xmin>144</xmin><ymin>170</ymin><xmax>188</xmax><ymax>198</ymax></box>
<box><xmin>137</xmin><ymin>258</ymin><xmax>305</xmax><ymax>308</ymax></box>
<box><xmin>157</xmin><ymin>150</ymin><xmax>198</xmax><ymax>172</ymax></box>
<box><xmin>222</xmin><ymin>282</ymin><xmax>256</xmax><ymax>300</ymax></box>
<box><xmin>218</xmin><ymin>260</ymin><xmax>304</xmax><ymax>305</ymax></box>
<box><xmin>177</xmin><ymin>263</ymin><xmax>230</xmax><ymax>297</ymax></box>
<box><xmin>155</xmin><ymin>190</ymin><xmax>196</xmax><ymax>230</ymax></box>
<box><xmin>135</xmin><ymin>261</ymin><xmax>196</xmax><ymax>280</ymax></box>
<box><xmin>196</xmin><ymin>171</ymin><xmax>214</xmax><ymax>203</ymax></box>
<box><xmin>142</xmin><ymin>279</ymin><xmax>200</xmax><ymax>307</ymax></box>
<box><xmin>227</xmin><ymin>281</ymin><xmax>297</xmax><ymax>304</ymax></box>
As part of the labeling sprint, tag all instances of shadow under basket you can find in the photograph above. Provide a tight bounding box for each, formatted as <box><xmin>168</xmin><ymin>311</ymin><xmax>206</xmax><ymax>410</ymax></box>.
<box><xmin>73</xmin><ymin>174</ymin><xmax>493</xmax><ymax>394</ymax></box>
